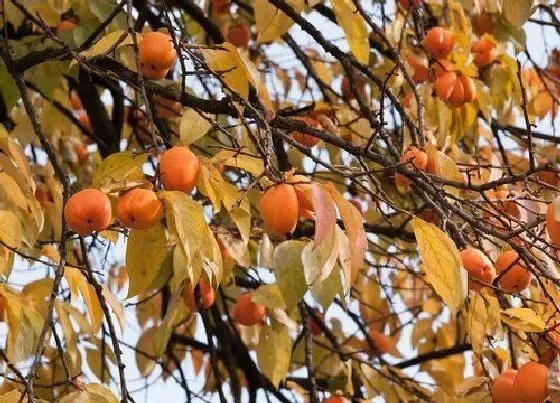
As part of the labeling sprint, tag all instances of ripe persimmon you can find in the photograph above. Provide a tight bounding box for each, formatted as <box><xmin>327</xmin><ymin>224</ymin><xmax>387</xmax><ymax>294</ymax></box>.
<box><xmin>227</xmin><ymin>23</ymin><xmax>250</xmax><ymax>47</ymax></box>
<box><xmin>472</xmin><ymin>13</ymin><xmax>493</xmax><ymax>36</ymax></box>
<box><xmin>460</xmin><ymin>248</ymin><xmax>496</xmax><ymax>291</ymax></box>
<box><xmin>291</xmin><ymin>117</ymin><xmax>323</xmax><ymax>148</ymax></box>
<box><xmin>402</xmin><ymin>92</ymin><xmax>414</xmax><ymax>109</ymax></box>
<box><xmin>369</xmin><ymin>330</ymin><xmax>396</xmax><ymax>355</ymax></box>
<box><xmin>259</xmin><ymin>184</ymin><xmax>299</xmax><ymax>237</ymax></box>
<box><xmin>513</xmin><ymin>361</ymin><xmax>548</xmax><ymax>403</ymax></box>
<box><xmin>64</xmin><ymin>189</ymin><xmax>112</xmax><ymax>236</ymax></box>
<box><xmin>154</xmin><ymin>95</ymin><xmax>181</xmax><ymax>119</ymax></box>
<box><xmin>159</xmin><ymin>146</ymin><xmax>200</xmax><ymax>194</ymax></box>
<box><xmin>57</xmin><ymin>19</ymin><xmax>77</xmax><ymax>33</ymax></box>
<box><xmin>432</xmin><ymin>59</ymin><xmax>455</xmax><ymax>81</ymax></box>
<box><xmin>142</xmin><ymin>66</ymin><xmax>169</xmax><ymax>80</ymax></box>
<box><xmin>407</xmin><ymin>54</ymin><xmax>429</xmax><ymax>83</ymax></box>
<box><xmin>139</xmin><ymin>31</ymin><xmax>176</xmax><ymax>70</ymax></box>
<box><xmin>434</xmin><ymin>72</ymin><xmax>476</xmax><ymax>107</ymax></box>
<box><xmin>546</xmin><ymin>202</ymin><xmax>560</xmax><ymax>244</ymax></box>
<box><xmin>395</xmin><ymin>146</ymin><xmax>428</xmax><ymax>188</ymax></box>
<box><xmin>232</xmin><ymin>292</ymin><xmax>265</xmax><ymax>326</ymax></box>
<box><xmin>117</xmin><ymin>188</ymin><xmax>163</xmax><ymax>230</ymax></box>
<box><xmin>491</xmin><ymin>369</ymin><xmax>518</xmax><ymax>403</ymax></box>
<box><xmin>70</xmin><ymin>90</ymin><xmax>82</xmax><ymax>110</ymax></box>
<box><xmin>291</xmin><ymin>175</ymin><xmax>314</xmax><ymax>218</ymax></box>
<box><xmin>35</xmin><ymin>184</ymin><xmax>53</xmax><ymax>206</ymax></box>
<box><xmin>472</xmin><ymin>38</ymin><xmax>497</xmax><ymax>67</ymax></box>
<box><xmin>495</xmin><ymin>250</ymin><xmax>531</xmax><ymax>293</ymax></box>
<box><xmin>422</xmin><ymin>27</ymin><xmax>454</xmax><ymax>59</ymax></box>
<box><xmin>182</xmin><ymin>279</ymin><xmax>215</xmax><ymax>312</ymax></box>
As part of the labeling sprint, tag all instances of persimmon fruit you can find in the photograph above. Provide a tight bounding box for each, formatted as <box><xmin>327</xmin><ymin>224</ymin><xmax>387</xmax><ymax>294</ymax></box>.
<box><xmin>322</xmin><ymin>396</ymin><xmax>349</xmax><ymax>403</ymax></box>
<box><xmin>232</xmin><ymin>292</ymin><xmax>265</xmax><ymax>326</ymax></box>
<box><xmin>64</xmin><ymin>189</ymin><xmax>112</xmax><ymax>236</ymax></box>
<box><xmin>117</xmin><ymin>188</ymin><xmax>163</xmax><ymax>230</ymax></box>
<box><xmin>291</xmin><ymin>117</ymin><xmax>323</xmax><ymax>148</ymax></box>
<box><xmin>434</xmin><ymin>72</ymin><xmax>476</xmax><ymax>107</ymax></box>
<box><xmin>422</xmin><ymin>27</ymin><xmax>454</xmax><ymax>59</ymax></box>
<box><xmin>395</xmin><ymin>146</ymin><xmax>428</xmax><ymax>188</ymax></box>
<box><xmin>513</xmin><ymin>361</ymin><xmax>548</xmax><ymax>403</ymax></box>
<box><xmin>546</xmin><ymin>202</ymin><xmax>560</xmax><ymax>244</ymax></box>
<box><xmin>139</xmin><ymin>32</ymin><xmax>176</xmax><ymax>79</ymax></box>
<box><xmin>35</xmin><ymin>185</ymin><xmax>53</xmax><ymax>206</ymax></box>
<box><xmin>495</xmin><ymin>250</ymin><xmax>531</xmax><ymax>293</ymax></box>
<box><xmin>182</xmin><ymin>279</ymin><xmax>215</xmax><ymax>312</ymax></box>
<box><xmin>74</xmin><ymin>145</ymin><xmax>89</xmax><ymax>165</ymax></box>
<box><xmin>57</xmin><ymin>19</ymin><xmax>77</xmax><ymax>33</ymax></box>
<box><xmin>159</xmin><ymin>146</ymin><xmax>200</xmax><ymax>194</ymax></box>
<box><xmin>460</xmin><ymin>248</ymin><xmax>495</xmax><ymax>291</ymax></box>
<box><xmin>472</xmin><ymin>38</ymin><xmax>497</xmax><ymax>67</ymax></box>
<box><xmin>407</xmin><ymin>55</ymin><xmax>428</xmax><ymax>83</ymax></box>
<box><xmin>228</xmin><ymin>23</ymin><xmax>250</xmax><ymax>47</ymax></box>
<box><xmin>491</xmin><ymin>369</ymin><xmax>518</xmax><ymax>403</ymax></box>
<box><xmin>259</xmin><ymin>184</ymin><xmax>299</xmax><ymax>237</ymax></box>
<box><xmin>369</xmin><ymin>330</ymin><xmax>395</xmax><ymax>355</ymax></box>
<box><xmin>472</xmin><ymin>13</ymin><xmax>493</xmax><ymax>36</ymax></box>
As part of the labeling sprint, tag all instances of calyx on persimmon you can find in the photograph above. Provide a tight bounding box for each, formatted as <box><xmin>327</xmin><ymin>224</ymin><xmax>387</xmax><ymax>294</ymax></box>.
<box><xmin>64</xmin><ymin>189</ymin><xmax>112</xmax><ymax>236</ymax></box>
<box><xmin>117</xmin><ymin>188</ymin><xmax>163</xmax><ymax>229</ymax></box>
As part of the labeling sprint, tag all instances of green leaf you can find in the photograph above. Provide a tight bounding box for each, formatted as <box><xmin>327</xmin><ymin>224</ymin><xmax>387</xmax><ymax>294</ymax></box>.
<box><xmin>330</xmin><ymin>0</ymin><xmax>369</xmax><ymax>65</ymax></box>
<box><xmin>93</xmin><ymin>151</ymin><xmax>148</xmax><ymax>192</ymax></box>
<box><xmin>256</xmin><ymin>320</ymin><xmax>292</xmax><ymax>388</ymax></box>
<box><xmin>180</xmin><ymin>108</ymin><xmax>212</xmax><ymax>145</ymax></box>
<box><xmin>126</xmin><ymin>223</ymin><xmax>167</xmax><ymax>298</ymax></box>
<box><xmin>0</xmin><ymin>210</ymin><xmax>22</xmax><ymax>248</ymax></box>
<box><xmin>252</xmin><ymin>284</ymin><xmax>286</xmax><ymax>310</ymax></box>
<box><xmin>411</xmin><ymin>217</ymin><xmax>467</xmax><ymax>314</ymax></box>
<box><xmin>274</xmin><ymin>240</ymin><xmax>307</xmax><ymax>313</ymax></box>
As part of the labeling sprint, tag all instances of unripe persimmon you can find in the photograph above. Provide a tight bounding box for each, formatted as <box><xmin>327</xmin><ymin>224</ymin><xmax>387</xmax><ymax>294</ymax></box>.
<box><xmin>70</xmin><ymin>90</ymin><xmax>82</xmax><ymax>110</ymax></box>
<box><xmin>513</xmin><ymin>361</ymin><xmax>548</xmax><ymax>403</ymax></box>
<box><xmin>57</xmin><ymin>19</ymin><xmax>77</xmax><ymax>33</ymax></box>
<box><xmin>232</xmin><ymin>292</ymin><xmax>265</xmax><ymax>326</ymax></box>
<box><xmin>395</xmin><ymin>146</ymin><xmax>428</xmax><ymax>188</ymax></box>
<box><xmin>472</xmin><ymin>38</ymin><xmax>497</xmax><ymax>67</ymax></box>
<box><xmin>322</xmin><ymin>396</ymin><xmax>349</xmax><ymax>403</ymax></box>
<box><xmin>227</xmin><ymin>23</ymin><xmax>250</xmax><ymax>47</ymax></box>
<box><xmin>182</xmin><ymin>279</ymin><xmax>215</xmax><ymax>312</ymax></box>
<box><xmin>159</xmin><ymin>146</ymin><xmax>200</xmax><ymax>194</ymax></box>
<box><xmin>495</xmin><ymin>250</ymin><xmax>531</xmax><ymax>293</ymax></box>
<box><xmin>472</xmin><ymin>13</ymin><xmax>493</xmax><ymax>36</ymax></box>
<box><xmin>422</xmin><ymin>27</ymin><xmax>454</xmax><ymax>59</ymax></box>
<box><xmin>64</xmin><ymin>189</ymin><xmax>112</xmax><ymax>236</ymax></box>
<box><xmin>407</xmin><ymin>54</ymin><xmax>428</xmax><ymax>83</ymax></box>
<box><xmin>139</xmin><ymin>32</ymin><xmax>177</xmax><ymax>72</ymax></box>
<box><xmin>259</xmin><ymin>184</ymin><xmax>299</xmax><ymax>237</ymax></box>
<box><xmin>434</xmin><ymin>72</ymin><xmax>476</xmax><ymax>107</ymax></box>
<box><xmin>291</xmin><ymin>117</ymin><xmax>323</xmax><ymax>148</ymax></box>
<box><xmin>491</xmin><ymin>369</ymin><xmax>518</xmax><ymax>403</ymax></box>
<box><xmin>460</xmin><ymin>248</ymin><xmax>496</xmax><ymax>291</ymax></box>
<box><xmin>546</xmin><ymin>202</ymin><xmax>560</xmax><ymax>244</ymax></box>
<box><xmin>117</xmin><ymin>189</ymin><xmax>163</xmax><ymax>230</ymax></box>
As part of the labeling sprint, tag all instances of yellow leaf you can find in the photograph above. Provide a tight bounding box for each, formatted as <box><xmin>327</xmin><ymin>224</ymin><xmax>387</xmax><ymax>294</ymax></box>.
<box><xmin>85</xmin><ymin>384</ymin><xmax>119</xmax><ymax>403</ymax></box>
<box><xmin>501</xmin><ymin>307</ymin><xmax>545</xmax><ymax>333</ymax></box>
<box><xmin>64</xmin><ymin>267</ymin><xmax>103</xmax><ymax>333</ymax></box>
<box><xmin>0</xmin><ymin>210</ymin><xmax>22</xmax><ymax>248</ymax></box>
<box><xmin>196</xmin><ymin>164</ymin><xmax>222</xmax><ymax>213</ymax></box>
<box><xmin>180</xmin><ymin>108</ymin><xmax>212</xmax><ymax>145</ymax></box>
<box><xmin>330</xmin><ymin>0</ymin><xmax>370</xmax><ymax>65</ymax></box>
<box><xmin>411</xmin><ymin>217</ymin><xmax>468</xmax><ymax>314</ymax></box>
<box><xmin>468</xmin><ymin>293</ymin><xmax>488</xmax><ymax>354</ymax></box>
<box><xmin>502</xmin><ymin>0</ymin><xmax>535</xmax><ymax>28</ymax></box>
<box><xmin>255</xmin><ymin>0</ymin><xmax>303</xmax><ymax>44</ymax></box>
<box><xmin>102</xmin><ymin>285</ymin><xmax>125</xmax><ymax>332</ymax></box>
<box><xmin>302</xmin><ymin>227</ymin><xmax>338</xmax><ymax>285</ymax></box>
<box><xmin>136</xmin><ymin>327</ymin><xmax>157</xmax><ymax>377</ymax></box>
<box><xmin>274</xmin><ymin>240</ymin><xmax>307</xmax><ymax>313</ymax></box>
<box><xmin>72</xmin><ymin>30</ymin><xmax>135</xmax><ymax>69</ymax></box>
<box><xmin>253</xmin><ymin>284</ymin><xmax>286</xmax><ymax>310</ymax></box>
<box><xmin>217</xmin><ymin>181</ymin><xmax>251</xmax><ymax>243</ymax></box>
<box><xmin>211</xmin><ymin>150</ymin><xmax>265</xmax><ymax>176</ymax></box>
<box><xmin>125</xmin><ymin>223</ymin><xmax>167</xmax><ymax>298</ymax></box>
<box><xmin>0</xmin><ymin>390</ymin><xmax>49</xmax><ymax>403</ymax></box>
<box><xmin>256</xmin><ymin>320</ymin><xmax>292</xmax><ymax>387</ymax></box>
<box><xmin>93</xmin><ymin>151</ymin><xmax>148</xmax><ymax>193</ymax></box>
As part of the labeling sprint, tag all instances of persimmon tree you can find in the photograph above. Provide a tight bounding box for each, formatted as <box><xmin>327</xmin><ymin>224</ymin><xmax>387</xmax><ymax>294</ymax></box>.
<box><xmin>4</xmin><ymin>0</ymin><xmax>560</xmax><ymax>401</ymax></box>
